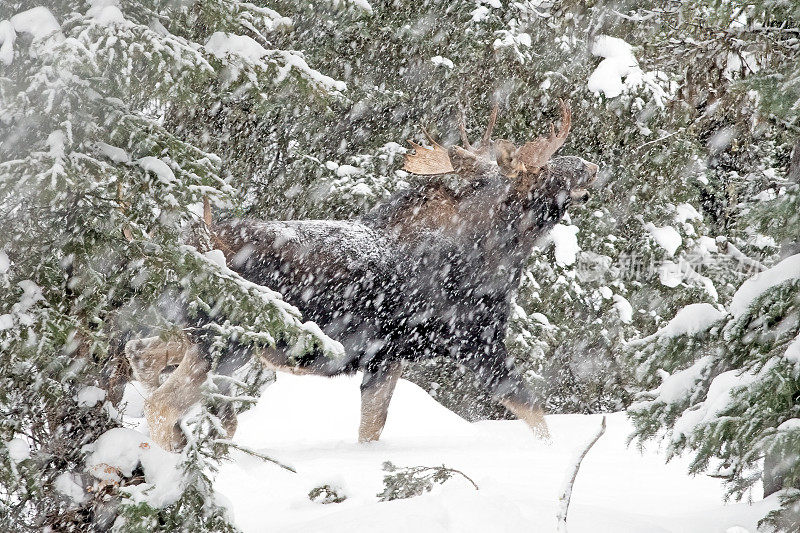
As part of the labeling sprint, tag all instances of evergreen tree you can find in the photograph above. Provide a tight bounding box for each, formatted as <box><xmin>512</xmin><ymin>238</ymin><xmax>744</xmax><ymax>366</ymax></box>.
<box><xmin>626</xmin><ymin>4</ymin><xmax>800</xmax><ymax>528</ymax></box>
<box><xmin>0</xmin><ymin>1</ymin><xmax>342</xmax><ymax>530</ymax></box>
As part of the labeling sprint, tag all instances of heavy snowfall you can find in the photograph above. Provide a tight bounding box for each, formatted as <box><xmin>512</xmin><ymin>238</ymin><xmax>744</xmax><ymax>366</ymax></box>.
<box><xmin>1</xmin><ymin>1</ymin><xmax>799</xmax><ymax>532</ymax></box>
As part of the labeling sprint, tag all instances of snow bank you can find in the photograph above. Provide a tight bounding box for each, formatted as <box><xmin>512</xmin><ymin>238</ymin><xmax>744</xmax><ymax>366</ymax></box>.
<box><xmin>587</xmin><ymin>35</ymin><xmax>642</xmax><ymax>98</ymax></box>
<box><xmin>84</xmin><ymin>427</ymin><xmax>184</xmax><ymax>507</ymax></box>
<box><xmin>551</xmin><ymin>224</ymin><xmax>579</xmax><ymax>266</ymax></box>
<box><xmin>214</xmin><ymin>372</ymin><xmax>768</xmax><ymax>532</ymax></box>
<box><xmin>729</xmin><ymin>254</ymin><xmax>800</xmax><ymax>318</ymax></box>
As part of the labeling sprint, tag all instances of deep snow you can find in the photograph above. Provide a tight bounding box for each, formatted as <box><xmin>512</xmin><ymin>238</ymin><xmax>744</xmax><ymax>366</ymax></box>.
<box><xmin>209</xmin><ymin>373</ymin><xmax>776</xmax><ymax>533</ymax></box>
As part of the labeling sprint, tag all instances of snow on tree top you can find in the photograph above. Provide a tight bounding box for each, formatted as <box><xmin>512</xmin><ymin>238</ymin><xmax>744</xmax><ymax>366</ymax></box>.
<box><xmin>644</xmin><ymin>222</ymin><xmax>682</xmax><ymax>257</ymax></box>
<box><xmin>587</xmin><ymin>35</ymin><xmax>642</xmax><ymax>99</ymax></box>
<box><xmin>87</xmin><ymin>0</ymin><xmax>127</xmax><ymax>25</ymax></box>
<box><xmin>632</xmin><ymin>303</ymin><xmax>725</xmax><ymax>345</ymax></box>
<box><xmin>729</xmin><ymin>254</ymin><xmax>800</xmax><ymax>318</ymax></box>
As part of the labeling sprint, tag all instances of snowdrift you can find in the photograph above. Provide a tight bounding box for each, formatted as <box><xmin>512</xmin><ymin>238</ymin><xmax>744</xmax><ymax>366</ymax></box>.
<box><xmin>213</xmin><ymin>373</ymin><xmax>773</xmax><ymax>532</ymax></box>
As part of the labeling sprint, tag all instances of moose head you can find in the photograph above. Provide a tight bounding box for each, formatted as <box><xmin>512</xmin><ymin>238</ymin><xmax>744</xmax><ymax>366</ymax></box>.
<box><xmin>397</xmin><ymin>100</ymin><xmax>598</xmax><ymax>251</ymax></box>
<box><xmin>404</xmin><ymin>99</ymin><xmax>596</xmax><ymax>192</ymax></box>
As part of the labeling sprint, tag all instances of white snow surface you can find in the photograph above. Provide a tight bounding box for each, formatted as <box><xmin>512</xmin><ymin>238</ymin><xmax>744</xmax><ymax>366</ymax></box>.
<box><xmin>551</xmin><ymin>224</ymin><xmax>580</xmax><ymax>266</ymax></box>
<box><xmin>674</xmin><ymin>203</ymin><xmax>702</xmax><ymax>224</ymax></box>
<box><xmin>208</xmin><ymin>372</ymin><xmax>773</xmax><ymax>532</ymax></box>
<box><xmin>612</xmin><ymin>294</ymin><xmax>633</xmax><ymax>323</ymax></box>
<box><xmin>76</xmin><ymin>385</ymin><xmax>106</xmax><ymax>408</ymax></box>
<box><xmin>587</xmin><ymin>35</ymin><xmax>642</xmax><ymax>98</ymax></box>
<box><xmin>204</xmin><ymin>33</ymin><xmax>346</xmax><ymax>93</ymax></box>
<box><xmin>729</xmin><ymin>254</ymin><xmax>800</xmax><ymax>318</ymax></box>
<box><xmin>206</xmin><ymin>32</ymin><xmax>270</xmax><ymax>63</ymax></box>
<box><xmin>430</xmin><ymin>55</ymin><xmax>454</xmax><ymax>69</ymax></box>
<box><xmin>87</xmin><ymin>0</ymin><xmax>126</xmax><ymax>25</ymax></box>
<box><xmin>786</xmin><ymin>334</ymin><xmax>800</xmax><ymax>365</ymax></box>
<box><xmin>9</xmin><ymin>7</ymin><xmax>61</xmax><ymax>39</ymax></box>
<box><xmin>0</xmin><ymin>20</ymin><xmax>15</xmax><ymax>65</ymax></box>
<box><xmin>1</xmin><ymin>6</ymin><xmax>63</xmax><ymax>66</ymax></box>
<box><xmin>672</xmin><ymin>365</ymin><xmax>766</xmax><ymax>440</ymax></box>
<box><xmin>84</xmin><ymin>427</ymin><xmax>183</xmax><ymax>507</ymax></box>
<box><xmin>137</xmin><ymin>156</ymin><xmax>176</xmax><ymax>184</ymax></box>
<box><xmin>6</xmin><ymin>437</ymin><xmax>30</xmax><ymax>463</ymax></box>
<box><xmin>55</xmin><ymin>472</ymin><xmax>88</xmax><ymax>503</ymax></box>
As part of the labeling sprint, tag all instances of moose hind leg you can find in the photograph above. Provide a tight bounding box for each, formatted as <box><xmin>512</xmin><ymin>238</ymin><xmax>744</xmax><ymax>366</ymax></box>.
<box><xmin>467</xmin><ymin>351</ymin><xmax>551</xmax><ymax>440</ymax></box>
<box><xmin>500</xmin><ymin>391</ymin><xmax>550</xmax><ymax>441</ymax></box>
<box><xmin>125</xmin><ymin>336</ymin><xmax>189</xmax><ymax>392</ymax></box>
<box><xmin>359</xmin><ymin>361</ymin><xmax>404</xmax><ymax>443</ymax></box>
<box><xmin>145</xmin><ymin>344</ymin><xmax>210</xmax><ymax>451</ymax></box>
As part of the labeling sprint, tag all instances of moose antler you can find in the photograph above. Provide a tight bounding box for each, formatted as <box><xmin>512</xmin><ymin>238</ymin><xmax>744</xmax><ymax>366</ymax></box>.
<box><xmin>403</xmin><ymin>99</ymin><xmax>570</xmax><ymax>178</ymax></box>
<box><xmin>404</xmin><ymin>102</ymin><xmax>499</xmax><ymax>176</ymax></box>
<box><xmin>403</xmin><ymin>128</ymin><xmax>455</xmax><ymax>175</ymax></box>
<box><xmin>514</xmin><ymin>99</ymin><xmax>571</xmax><ymax>175</ymax></box>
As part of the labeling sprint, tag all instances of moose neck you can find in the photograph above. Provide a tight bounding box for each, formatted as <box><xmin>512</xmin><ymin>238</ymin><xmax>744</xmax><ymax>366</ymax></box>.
<box><xmin>476</xmin><ymin>182</ymin><xmax>571</xmax><ymax>288</ymax></box>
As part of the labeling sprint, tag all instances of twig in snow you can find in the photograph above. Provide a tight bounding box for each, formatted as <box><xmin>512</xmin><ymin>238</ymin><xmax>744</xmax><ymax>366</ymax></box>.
<box><xmin>213</xmin><ymin>439</ymin><xmax>297</xmax><ymax>473</ymax></box>
<box><xmin>556</xmin><ymin>416</ymin><xmax>607</xmax><ymax>533</ymax></box>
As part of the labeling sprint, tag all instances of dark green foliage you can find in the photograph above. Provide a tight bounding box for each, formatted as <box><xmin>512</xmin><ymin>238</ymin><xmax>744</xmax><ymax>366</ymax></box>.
<box><xmin>0</xmin><ymin>1</ymin><xmax>341</xmax><ymax>530</ymax></box>
<box><xmin>308</xmin><ymin>484</ymin><xmax>347</xmax><ymax>504</ymax></box>
<box><xmin>377</xmin><ymin>461</ymin><xmax>478</xmax><ymax>502</ymax></box>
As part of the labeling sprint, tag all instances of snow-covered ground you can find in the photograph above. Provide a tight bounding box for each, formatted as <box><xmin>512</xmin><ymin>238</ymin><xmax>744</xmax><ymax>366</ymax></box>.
<box><xmin>212</xmin><ymin>374</ymin><xmax>776</xmax><ymax>533</ymax></box>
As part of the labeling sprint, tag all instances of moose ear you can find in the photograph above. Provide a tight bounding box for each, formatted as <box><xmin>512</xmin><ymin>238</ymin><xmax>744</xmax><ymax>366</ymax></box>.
<box><xmin>448</xmin><ymin>145</ymin><xmax>483</xmax><ymax>175</ymax></box>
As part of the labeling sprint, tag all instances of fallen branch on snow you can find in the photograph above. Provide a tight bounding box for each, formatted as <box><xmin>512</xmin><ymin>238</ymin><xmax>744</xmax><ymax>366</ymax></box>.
<box><xmin>556</xmin><ymin>415</ymin><xmax>607</xmax><ymax>533</ymax></box>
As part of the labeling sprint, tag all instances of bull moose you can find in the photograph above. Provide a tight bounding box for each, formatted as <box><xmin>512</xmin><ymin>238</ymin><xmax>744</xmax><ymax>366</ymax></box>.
<box><xmin>126</xmin><ymin>100</ymin><xmax>599</xmax><ymax>450</ymax></box>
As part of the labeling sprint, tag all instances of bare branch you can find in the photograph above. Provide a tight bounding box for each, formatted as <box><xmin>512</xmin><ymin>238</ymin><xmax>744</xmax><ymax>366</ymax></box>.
<box><xmin>214</xmin><ymin>439</ymin><xmax>297</xmax><ymax>473</ymax></box>
<box><xmin>556</xmin><ymin>416</ymin><xmax>606</xmax><ymax>533</ymax></box>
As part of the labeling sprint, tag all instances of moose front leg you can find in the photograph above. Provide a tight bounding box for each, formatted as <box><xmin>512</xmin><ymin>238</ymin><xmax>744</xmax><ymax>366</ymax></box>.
<box><xmin>359</xmin><ymin>361</ymin><xmax>404</xmax><ymax>443</ymax></box>
<box><xmin>499</xmin><ymin>386</ymin><xmax>550</xmax><ymax>441</ymax></box>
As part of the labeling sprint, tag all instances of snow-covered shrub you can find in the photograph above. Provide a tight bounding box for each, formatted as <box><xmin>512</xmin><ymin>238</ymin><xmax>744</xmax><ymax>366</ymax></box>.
<box><xmin>629</xmin><ymin>252</ymin><xmax>800</xmax><ymax>529</ymax></box>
